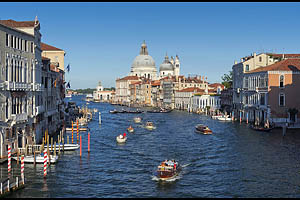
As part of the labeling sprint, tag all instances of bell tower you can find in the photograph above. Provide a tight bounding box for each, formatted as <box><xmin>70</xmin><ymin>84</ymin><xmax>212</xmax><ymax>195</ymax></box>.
<box><xmin>174</xmin><ymin>55</ymin><xmax>180</xmax><ymax>76</ymax></box>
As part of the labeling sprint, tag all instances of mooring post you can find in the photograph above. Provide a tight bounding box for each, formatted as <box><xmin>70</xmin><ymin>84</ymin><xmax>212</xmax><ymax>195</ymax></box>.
<box><xmin>21</xmin><ymin>155</ymin><xmax>24</xmax><ymax>183</ymax></box>
<box><xmin>17</xmin><ymin>149</ymin><xmax>19</xmax><ymax>165</ymax></box>
<box><xmin>47</xmin><ymin>135</ymin><xmax>50</xmax><ymax>165</ymax></box>
<box><xmin>80</xmin><ymin>135</ymin><xmax>82</xmax><ymax>157</ymax></box>
<box><xmin>88</xmin><ymin>132</ymin><xmax>90</xmax><ymax>153</ymax></box>
<box><xmin>72</xmin><ymin>121</ymin><xmax>74</xmax><ymax>144</ymax></box>
<box><xmin>34</xmin><ymin>151</ymin><xmax>36</xmax><ymax>166</ymax></box>
<box><xmin>62</xmin><ymin>138</ymin><xmax>64</xmax><ymax>152</ymax></box>
<box><xmin>51</xmin><ymin>137</ymin><xmax>53</xmax><ymax>152</ymax></box>
<box><xmin>67</xmin><ymin>136</ymin><xmax>69</xmax><ymax>144</ymax></box>
<box><xmin>54</xmin><ymin>142</ymin><xmax>56</xmax><ymax>157</ymax></box>
<box><xmin>43</xmin><ymin>149</ymin><xmax>47</xmax><ymax>178</ymax></box>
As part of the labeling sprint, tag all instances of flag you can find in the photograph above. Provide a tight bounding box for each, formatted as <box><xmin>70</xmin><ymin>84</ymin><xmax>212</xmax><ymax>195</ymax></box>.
<box><xmin>66</xmin><ymin>82</ymin><xmax>71</xmax><ymax>88</ymax></box>
<box><xmin>66</xmin><ymin>64</ymin><xmax>70</xmax><ymax>72</ymax></box>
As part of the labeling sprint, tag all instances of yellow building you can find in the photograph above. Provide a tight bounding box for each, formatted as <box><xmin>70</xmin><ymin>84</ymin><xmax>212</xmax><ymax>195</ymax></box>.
<box><xmin>41</xmin><ymin>42</ymin><xmax>66</xmax><ymax>71</ymax></box>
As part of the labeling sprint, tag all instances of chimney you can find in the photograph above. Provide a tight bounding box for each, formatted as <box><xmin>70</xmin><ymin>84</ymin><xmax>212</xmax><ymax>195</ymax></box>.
<box><xmin>253</xmin><ymin>52</ymin><xmax>257</xmax><ymax>57</ymax></box>
<box><xmin>283</xmin><ymin>54</ymin><xmax>285</xmax><ymax>59</ymax></box>
<box><xmin>240</xmin><ymin>58</ymin><xmax>243</xmax><ymax>62</ymax></box>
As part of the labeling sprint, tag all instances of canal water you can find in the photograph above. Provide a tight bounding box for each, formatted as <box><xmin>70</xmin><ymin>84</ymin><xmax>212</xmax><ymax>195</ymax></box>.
<box><xmin>4</xmin><ymin>95</ymin><xmax>300</xmax><ymax>197</ymax></box>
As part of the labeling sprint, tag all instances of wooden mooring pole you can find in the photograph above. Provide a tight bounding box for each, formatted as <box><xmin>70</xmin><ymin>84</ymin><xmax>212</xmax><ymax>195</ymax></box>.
<box><xmin>88</xmin><ymin>132</ymin><xmax>90</xmax><ymax>153</ymax></box>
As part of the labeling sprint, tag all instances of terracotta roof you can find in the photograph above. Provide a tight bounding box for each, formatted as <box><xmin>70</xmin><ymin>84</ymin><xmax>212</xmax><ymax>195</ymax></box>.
<box><xmin>118</xmin><ymin>76</ymin><xmax>140</xmax><ymax>81</ymax></box>
<box><xmin>248</xmin><ymin>58</ymin><xmax>300</xmax><ymax>73</ymax></box>
<box><xmin>177</xmin><ymin>87</ymin><xmax>205</xmax><ymax>93</ymax></box>
<box><xmin>208</xmin><ymin>83</ymin><xmax>225</xmax><ymax>89</ymax></box>
<box><xmin>267</xmin><ymin>53</ymin><xmax>300</xmax><ymax>58</ymax></box>
<box><xmin>41</xmin><ymin>42</ymin><xmax>64</xmax><ymax>51</ymax></box>
<box><xmin>130</xmin><ymin>81</ymin><xmax>141</xmax><ymax>85</ymax></box>
<box><xmin>0</xmin><ymin>19</ymin><xmax>37</xmax><ymax>28</ymax></box>
<box><xmin>151</xmin><ymin>80</ymin><xmax>160</xmax><ymax>86</ymax></box>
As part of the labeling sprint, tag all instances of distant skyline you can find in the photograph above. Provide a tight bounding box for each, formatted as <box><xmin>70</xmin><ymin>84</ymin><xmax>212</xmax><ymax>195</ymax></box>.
<box><xmin>1</xmin><ymin>2</ymin><xmax>300</xmax><ymax>89</ymax></box>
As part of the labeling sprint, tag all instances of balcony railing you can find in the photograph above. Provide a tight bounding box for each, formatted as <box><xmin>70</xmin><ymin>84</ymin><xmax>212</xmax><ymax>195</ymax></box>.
<box><xmin>4</xmin><ymin>81</ymin><xmax>32</xmax><ymax>91</ymax></box>
<box><xmin>11</xmin><ymin>113</ymin><xmax>28</xmax><ymax>123</ymax></box>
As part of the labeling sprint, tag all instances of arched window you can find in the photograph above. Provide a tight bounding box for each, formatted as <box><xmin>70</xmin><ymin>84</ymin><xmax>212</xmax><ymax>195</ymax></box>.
<box><xmin>279</xmin><ymin>75</ymin><xmax>284</xmax><ymax>88</ymax></box>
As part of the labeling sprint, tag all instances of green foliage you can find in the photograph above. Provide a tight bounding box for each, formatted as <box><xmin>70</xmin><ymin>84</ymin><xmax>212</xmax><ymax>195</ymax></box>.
<box><xmin>221</xmin><ymin>71</ymin><xmax>233</xmax><ymax>89</ymax></box>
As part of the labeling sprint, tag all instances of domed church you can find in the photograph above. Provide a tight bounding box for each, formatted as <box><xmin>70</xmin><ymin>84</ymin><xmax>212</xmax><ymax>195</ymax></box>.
<box><xmin>159</xmin><ymin>53</ymin><xmax>180</xmax><ymax>78</ymax></box>
<box><xmin>130</xmin><ymin>41</ymin><xmax>158</xmax><ymax>80</ymax></box>
<box><xmin>130</xmin><ymin>41</ymin><xmax>180</xmax><ymax>80</ymax></box>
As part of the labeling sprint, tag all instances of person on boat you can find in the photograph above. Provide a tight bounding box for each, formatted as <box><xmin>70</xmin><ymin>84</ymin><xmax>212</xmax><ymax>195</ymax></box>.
<box><xmin>174</xmin><ymin>163</ymin><xmax>177</xmax><ymax>170</ymax></box>
<box><xmin>129</xmin><ymin>125</ymin><xmax>132</xmax><ymax>129</ymax></box>
<box><xmin>123</xmin><ymin>133</ymin><xmax>126</xmax><ymax>138</ymax></box>
<box><xmin>119</xmin><ymin>134</ymin><xmax>123</xmax><ymax>139</ymax></box>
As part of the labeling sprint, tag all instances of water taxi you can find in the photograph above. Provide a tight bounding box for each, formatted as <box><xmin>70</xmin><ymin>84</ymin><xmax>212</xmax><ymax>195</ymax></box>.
<box><xmin>133</xmin><ymin>117</ymin><xmax>142</xmax><ymax>123</ymax></box>
<box><xmin>145</xmin><ymin>121</ymin><xmax>154</xmax><ymax>130</ymax></box>
<box><xmin>12</xmin><ymin>154</ymin><xmax>59</xmax><ymax>164</ymax></box>
<box><xmin>217</xmin><ymin>115</ymin><xmax>232</xmax><ymax>121</ymax></box>
<box><xmin>127</xmin><ymin>126</ymin><xmax>134</xmax><ymax>133</ymax></box>
<box><xmin>195</xmin><ymin>124</ymin><xmax>212</xmax><ymax>134</ymax></box>
<box><xmin>116</xmin><ymin>133</ymin><xmax>127</xmax><ymax>143</ymax></box>
<box><xmin>157</xmin><ymin>160</ymin><xmax>180</xmax><ymax>181</ymax></box>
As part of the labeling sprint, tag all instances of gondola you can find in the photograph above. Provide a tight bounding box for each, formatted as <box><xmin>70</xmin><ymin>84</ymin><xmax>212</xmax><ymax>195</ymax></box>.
<box><xmin>249</xmin><ymin>124</ymin><xmax>273</xmax><ymax>132</ymax></box>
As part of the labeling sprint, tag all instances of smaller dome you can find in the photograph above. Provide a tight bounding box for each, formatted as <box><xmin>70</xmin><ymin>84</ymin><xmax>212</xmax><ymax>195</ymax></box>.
<box><xmin>160</xmin><ymin>53</ymin><xmax>174</xmax><ymax>71</ymax></box>
<box><xmin>160</xmin><ymin>62</ymin><xmax>174</xmax><ymax>71</ymax></box>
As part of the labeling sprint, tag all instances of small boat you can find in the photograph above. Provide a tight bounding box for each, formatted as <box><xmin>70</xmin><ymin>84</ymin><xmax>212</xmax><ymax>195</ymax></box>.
<box><xmin>157</xmin><ymin>160</ymin><xmax>180</xmax><ymax>181</ymax></box>
<box><xmin>147</xmin><ymin>108</ymin><xmax>172</xmax><ymax>113</ymax></box>
<box><xmin>217</xmin><ymin>115</ymin><xmax>232</xmax><ymax>121</ymax></box>
<box><xmin>126</xmin><ymin>110</ymin><xmax>143</xmax><ymax>114</ymax></box>
<box><xmin>145</xmin><ymin>121</ymin><xmax>154</xmax><ymax>130</ymax></box>
<box><xmin>93</xmin><ymin>108</ymin><xmax>98</xmax><ymax>113</ymax></box>
<box><xmin>12</xmin><ymin>154</ymin><xmax>59</xmax><ymax>164</ymax></box>
<box><xmin>66</xmin><ymin>127</ymin><xmax>88</xmax><ymax>132</ymax></box>
<box><xmin>109</xmin><ymin>109</ymin><xmax>125</xmax><ymax>114</ymax></box>
<box><xmin>249</xmin><ymin>125</ymin><xmax>273</xmax><ymax>132</ymax></box>
<box><xmin>195</xmin><ymin>124</ymin><xmax>212</xmax><ymax>134</ymax></box>
<box><xmin>46</xmin><ymin>143</ymin><xmax>80</xmax><ymax>151</ymax></box>
<box><xmin>133</xmin><ymin>117</ymin><xmax>142</xmax><ymax>123</ymax></box>
<box><xmin>127</xmin><ymin>126</ymin><xmax>134</xmax><ymax>133</ymax></box>
<box><xmin>116</xmin><ymin>133</ymin><xmax>127</xmax><ymax>143</ymax></box>
<box><xmin>211</xmin><ymin>115</ymin><xmax>223</xmax><ymax>119</ymax></box>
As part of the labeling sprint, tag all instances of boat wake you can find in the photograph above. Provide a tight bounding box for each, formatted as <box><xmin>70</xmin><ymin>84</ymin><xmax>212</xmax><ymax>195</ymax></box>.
<box><xmin>151</xmin><ymin>174</ymin><xmax>182</xmax><ymax>182</ymax></box>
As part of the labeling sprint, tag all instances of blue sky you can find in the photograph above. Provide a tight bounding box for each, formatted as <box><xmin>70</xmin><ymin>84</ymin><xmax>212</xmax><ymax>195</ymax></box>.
<box><xmin>1</xmin><ymin>2</ymin><xmax>300</xmax><ymax>89</ymax></box>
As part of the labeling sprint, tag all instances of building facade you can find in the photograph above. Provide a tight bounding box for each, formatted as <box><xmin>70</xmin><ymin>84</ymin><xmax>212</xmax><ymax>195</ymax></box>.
<box><xmin>0</xmin><ymin>18</ymin><xmax>43</xmax><ymax>158</ymax></box>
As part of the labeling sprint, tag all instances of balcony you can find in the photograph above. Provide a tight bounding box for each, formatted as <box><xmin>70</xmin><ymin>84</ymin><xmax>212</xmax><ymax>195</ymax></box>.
<box><xmin>4</xmin><ymin>81</ymin><xmax>32</xmax><ymax>91</ymax></box>
<box><xmin>11</xmin><ymin>113</ymin><xmax>28</xmax><ymax>123</ymax></box>
<box><xmin>32</xmin><ymin>83</ymin><xmax>43</xmax><ymax>91</ymax></box>
<box><xmin>35</xmin><ymin>105</ymin><xmax>45</xmax><ymax>115</ymax></box>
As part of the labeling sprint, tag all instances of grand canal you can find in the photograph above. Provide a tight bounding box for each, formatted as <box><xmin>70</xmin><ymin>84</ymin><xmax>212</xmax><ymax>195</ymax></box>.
<box><xmin>4</xmin><ymin>95</ymin><xmax>300</xmax><ymax>198</ymax></box>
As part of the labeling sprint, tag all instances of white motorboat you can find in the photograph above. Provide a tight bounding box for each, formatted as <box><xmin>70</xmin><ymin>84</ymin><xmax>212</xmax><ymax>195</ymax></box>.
<box><xmin>217</xmin><ymin>115</ymin><xmax>232</xmax><ymax>121</ymax></box>
<box><xmin>66</xmin><ymin>94</ymin><xmax>72</xmax><ymax>98</ymax></box>
<box><xmin>133</xmin><ymin>117</ymin><xmax>142</xmax><ymax>123</ymax></box>
<box><xmin>12</xmin><ymin>154</ymin><xmax>59</xmax><ymax>164</ymax></box>
<box><xmin>46</xmin><ymin>143</ymin><xmax>80</xmax><ymax>151</ymax></box>
<box><xmin>211</xmin><ymin>115</ymin><xmax>223</xmax><ymax>119</ymax></box>
<box><xmin>116</xmin><ymin>134</ymin><xmax>127</xmax><ymax>143</ymax></box>
<box><xmin>127</xmin><ymin>126</ymin><xmax>134</xmax><ymax>133</ymax></box>
<box><xmin>145</xmin><ymin>121</ymin><xmax>154</xmax><ymax>130</ymax></box>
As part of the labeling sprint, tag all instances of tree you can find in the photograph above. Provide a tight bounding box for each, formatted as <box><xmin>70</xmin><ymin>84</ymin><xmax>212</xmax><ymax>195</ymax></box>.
<box><xmin>221</xmin><ymin>71</ymin><xmax>233</xmax><ymax>89</ymax></box>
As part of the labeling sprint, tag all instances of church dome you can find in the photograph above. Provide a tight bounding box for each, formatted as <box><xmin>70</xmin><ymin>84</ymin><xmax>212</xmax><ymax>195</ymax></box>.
<box><xmin>132</xmin><ymin>55</ymin><xmax>156</xmax><ymax>69</ymax></box>
<box><xmin>131</xmin><ymin>41</ymin><xmax>156</xmax><ymax>70</ymax></box>
<box><xmin>159</xmin><ymin>53</ymin><xmax>174</xmax><ymax>71</ymax></box>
